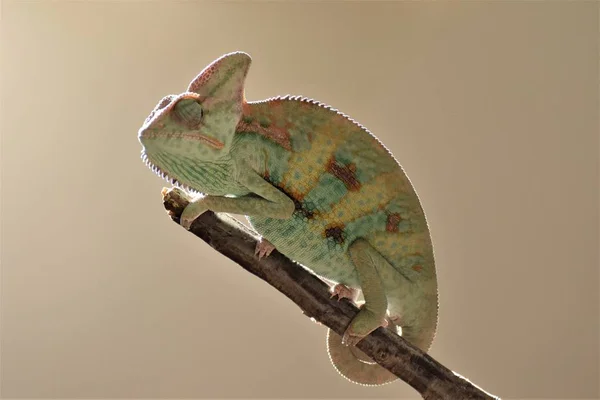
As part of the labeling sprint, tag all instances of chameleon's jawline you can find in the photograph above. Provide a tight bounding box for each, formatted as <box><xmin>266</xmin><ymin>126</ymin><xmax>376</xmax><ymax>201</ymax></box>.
<box><xmin>141</xmin><ymin>131</ymin><xmax>225</xmax><ymax>150</ymax></box>
<box><xmin>141</xmin><ymin>151</ymin><xmax>200</xmax><ymax>195</ymax></box>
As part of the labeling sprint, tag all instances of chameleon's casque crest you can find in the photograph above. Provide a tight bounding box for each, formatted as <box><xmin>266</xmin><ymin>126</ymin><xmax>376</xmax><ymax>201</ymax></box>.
<box><xmin>139</xmin><ymin>51</ymin><xmax>438</xmax><ymax>388</ymax></box>
<box><xmin>187</xmin><ymin>51</ymin><xmax>251</xmax><ymax>102</ymax></box>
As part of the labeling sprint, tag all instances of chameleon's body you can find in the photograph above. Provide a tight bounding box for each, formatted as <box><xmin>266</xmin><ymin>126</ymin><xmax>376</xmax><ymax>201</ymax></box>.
<box><xmin>138</xmin><ymin>52</ymin><xmax>438</xmax><ymax>385</ymax></box>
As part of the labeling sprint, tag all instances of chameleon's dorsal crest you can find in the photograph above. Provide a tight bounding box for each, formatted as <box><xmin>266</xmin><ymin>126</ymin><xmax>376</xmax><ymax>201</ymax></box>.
<box><xmin>187</xmin><ymin>51</ymin><xmax>251</xmax><ymax>104</ymax></box>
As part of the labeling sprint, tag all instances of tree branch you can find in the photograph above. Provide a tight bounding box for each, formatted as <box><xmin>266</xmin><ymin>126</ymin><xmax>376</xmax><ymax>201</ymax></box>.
<box><xmin>160</xmin><ymin>188</ymin><xmax>500</xmax><ymax>400</ymax></box>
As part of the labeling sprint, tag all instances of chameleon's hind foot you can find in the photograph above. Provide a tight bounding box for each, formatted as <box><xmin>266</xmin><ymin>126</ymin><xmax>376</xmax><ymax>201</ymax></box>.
<box><xmin>330</xmin><ymin>283</ymin><xmax>359</xmax><ymax>302</ymax></box>
<box><xmin>255</xmin><ymin>239</ymin><xmax>276</xmax><ymax>259</ymax></box>
<box><xmin>341</xmin><ymin>238</ymin><xmax>390</xmax><ymax>347</ymax></box>
<box><xmin>341</xmin><ymin>304</ymin><xmax>389</xmax><ymax>346</ymax></box>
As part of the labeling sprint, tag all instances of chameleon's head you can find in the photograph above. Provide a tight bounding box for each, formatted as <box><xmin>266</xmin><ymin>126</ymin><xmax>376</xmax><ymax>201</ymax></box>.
<box><xmin>138</xmin><ymin>51</ymin><xmax>252</xmax><ymax>181</ymax></box>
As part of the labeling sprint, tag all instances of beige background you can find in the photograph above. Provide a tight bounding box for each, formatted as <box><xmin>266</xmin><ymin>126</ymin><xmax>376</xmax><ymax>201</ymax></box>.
<box><xmin>1</xmin><ymin>1</ymin><xmax>598</xmax><ymax>399</ymax></box>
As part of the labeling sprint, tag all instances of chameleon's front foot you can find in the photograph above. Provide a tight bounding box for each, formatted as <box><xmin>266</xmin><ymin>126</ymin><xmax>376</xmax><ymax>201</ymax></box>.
<box><xmin>180</xmin><ymin>199</ymin><xmax>208</xmax><ymax>230</ymax></box>
<box><xmin>161</xmin><ymin>187</ymin><xmax>207</xmax><ymax>230</ymax></box>
<box><xmin>255</xmin><ymin>239</ymin><xmax>276</xmax><ymax>260</ymax></box>
<box><xmin>341</xmin><ymin>305</ymin><xmax>388</xmax><ymax>347</ymax></box>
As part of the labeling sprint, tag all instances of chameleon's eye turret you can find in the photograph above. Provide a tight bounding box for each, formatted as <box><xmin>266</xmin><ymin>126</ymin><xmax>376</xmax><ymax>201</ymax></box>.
<box><xmin>173</xmin><ymin>98</ymin><xmax>204</xmax><ymax>129</ymax></box>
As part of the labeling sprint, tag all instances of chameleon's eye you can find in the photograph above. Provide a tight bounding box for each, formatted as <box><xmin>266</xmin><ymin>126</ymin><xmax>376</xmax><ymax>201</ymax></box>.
<box><xmin>173</xmin><ymin>98</ymin><xmax>204</xmax><ymax>129</ymax></box>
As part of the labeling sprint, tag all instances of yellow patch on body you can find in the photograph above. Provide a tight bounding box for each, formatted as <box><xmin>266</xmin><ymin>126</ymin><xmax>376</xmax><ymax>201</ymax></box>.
<box><xmin>318</xmin><ymin>171</ymin><xmax>400</xmax><ymax>224</ymax></box>
<box><xmin>279</xmin><ymin>120</ymin><xmax>347</xmax><ymax>200</ymax></box>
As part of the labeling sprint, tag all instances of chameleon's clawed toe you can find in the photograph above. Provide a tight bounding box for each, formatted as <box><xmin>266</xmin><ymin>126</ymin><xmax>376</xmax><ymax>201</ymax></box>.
<box><xmin>179</xmin><ymin>210</ymin><xmax>198</xmax><ymax>230</ymax></box>
<box><xmin>179</xmin><ymin>201</ymin><xmax>208</xmax><ymax>230</ymax></box>
<box><xmin>179</xmin><ymin>216</ymin><xmax>194</xmax><ymax>230</ymax></box>
<box><xmin>330</xmin><ymin>283</ymin><xmax>359</xmax><ymax>302</ymax></box>
<box><xmin>255</xmin><ymin>239</ymin><xmax>276</xmax><ymax>259</ymax></box>
<box><xmin>341</xmin><ymin>328</ymin><xmax>366</xmax><ymax>347</ymax></box>
<box><xmin>341</xmin><ymin>306</ymin><xmax>388</xmax><ymax>346</ymax></box>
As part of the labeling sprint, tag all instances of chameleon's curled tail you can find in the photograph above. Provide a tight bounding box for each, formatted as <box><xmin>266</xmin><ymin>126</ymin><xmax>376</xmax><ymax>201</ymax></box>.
<box><xmin>326</xmin><ymin>314</ymin><xmax>437</xmax><ymax>386</ymax></box>
<box><xmin>326</xmin><ymin>326</ymin><xmax>397</xmax><ymax>386</ymax></box>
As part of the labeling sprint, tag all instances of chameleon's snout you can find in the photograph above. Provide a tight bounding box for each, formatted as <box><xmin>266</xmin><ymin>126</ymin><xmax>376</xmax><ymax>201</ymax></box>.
<box><xmin>137</xmin><ymin>125</ymin><xmax>164</xmax><ymax>159</ymax></box>
<box><xmin>137</xmin><ymin>125</ymin><xmax>162</xmax><ymax>149</ymax></box>
<box><xmin>137</xmin><ymin>126</ymin><xmax>147</xmax><ymax>145</ymax></box>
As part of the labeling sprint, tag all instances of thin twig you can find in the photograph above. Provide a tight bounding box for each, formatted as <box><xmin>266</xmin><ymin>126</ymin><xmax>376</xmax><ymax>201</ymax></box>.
<box><xmin>160</xmin><ymin>187</ymin><xmax>501</xmax><ymax>400</ymax></box>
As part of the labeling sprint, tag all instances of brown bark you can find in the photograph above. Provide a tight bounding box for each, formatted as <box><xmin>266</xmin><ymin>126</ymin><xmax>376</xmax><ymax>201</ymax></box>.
<box><xmin>161</xmin><ymin>188</ymin><xmax>501</xmax><ymax>400</ymax></box>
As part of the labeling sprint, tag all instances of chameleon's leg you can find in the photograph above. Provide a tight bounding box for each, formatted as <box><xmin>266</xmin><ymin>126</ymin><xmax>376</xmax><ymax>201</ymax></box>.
<box><xmin>342</xmin><ymin>238</ymin><xmax>389</xmax><ymax>347</ymax></box>
<box><xmin>255</xmin><ymin>238</ymin><xmax>276</xmax><ymax>259</ymax></box>
<box><xmin>180</xmin><ymin>168</ymin><xmax>295</xmax><ymax>229</ymax></box>
<box><xmin>330</xmin><ymin>283</ymin><xmax>359</xmax><ymax>302</ymax></box>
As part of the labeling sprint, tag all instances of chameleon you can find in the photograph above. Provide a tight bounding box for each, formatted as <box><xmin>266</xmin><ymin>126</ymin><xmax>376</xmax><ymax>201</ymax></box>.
<box><xmin>138</xmin><ymin>51</ymin><xmax>439</xmax><ymax>386</ymax></box>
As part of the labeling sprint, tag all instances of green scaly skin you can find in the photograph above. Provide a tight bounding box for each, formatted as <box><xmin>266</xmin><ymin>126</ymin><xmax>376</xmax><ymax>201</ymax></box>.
<box><xmin>138</xmin><ymin>52</ymin><xmax>438</xmax><ymax>386</ymax></box>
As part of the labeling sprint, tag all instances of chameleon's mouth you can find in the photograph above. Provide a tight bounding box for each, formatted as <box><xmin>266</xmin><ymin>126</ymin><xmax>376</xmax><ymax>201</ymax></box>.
<box><xmin>139</xmin><ymin>130</ymin><xmax>225</xmax><ymax>150</ymax></box>
<box><xmin>196</xmin><ymin>133</ymin><xmax>225</xmax><ymax>150</ymax></box>
<box><xmin>141</xmin><ymin>151</ymin><xmax>200</xmax><ymax>195</ymax></box>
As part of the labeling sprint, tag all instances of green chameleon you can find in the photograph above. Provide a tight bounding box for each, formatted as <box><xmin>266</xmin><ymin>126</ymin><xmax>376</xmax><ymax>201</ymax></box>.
<box><xmin>138</xmin><ymin>51</ymin><xmax>438</xmax><ymax>386</ymax></box>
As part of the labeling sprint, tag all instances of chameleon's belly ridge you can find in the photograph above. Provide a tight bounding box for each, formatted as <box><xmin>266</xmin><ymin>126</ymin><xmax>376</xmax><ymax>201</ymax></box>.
<box><xmin>248</xmin><ymin>214</ymin><xmax>360</xmax><ymax>286</ymax></box>
<box><xmin>248</xmin><ymin>196</ymin><xmax>435</xmax><ymax>290</ymax></box>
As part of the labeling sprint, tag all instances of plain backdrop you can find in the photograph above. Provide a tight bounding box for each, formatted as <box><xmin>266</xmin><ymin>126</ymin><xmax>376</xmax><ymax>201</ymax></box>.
<box><xmin>1</xmin><ymin>1</ymin><xmax>598</xmax><ymax>399</ymax></box>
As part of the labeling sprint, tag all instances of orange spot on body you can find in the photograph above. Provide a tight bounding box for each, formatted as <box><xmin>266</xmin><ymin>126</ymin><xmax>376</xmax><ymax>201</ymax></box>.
<box><xmin>237</xmin><ymin>119</ymin><xmax>292</xmax><ymax>151</ymax></box>
<box><xmin>386</xmin><ymin>213</ymin><xmax>402</xmax><ymax>232</ymax></box>
<box><xmin>324</xmin><ymin>225</ymin><xmax>345</xmax><ymax>244</ymax></box>
<box><xmin>326</xmin><ymin>157</ymin><xmax>360</xmax><ymax>191</ymax></box>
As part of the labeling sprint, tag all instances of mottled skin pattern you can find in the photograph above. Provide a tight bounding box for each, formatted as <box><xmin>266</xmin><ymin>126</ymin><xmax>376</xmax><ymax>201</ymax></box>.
<box><xmin>138</xmin><ymin>52</ymin><xmax>438</xmax><ymax>386</ymax></box>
